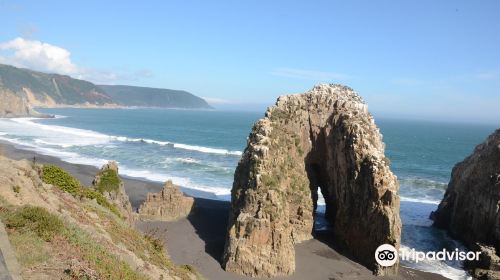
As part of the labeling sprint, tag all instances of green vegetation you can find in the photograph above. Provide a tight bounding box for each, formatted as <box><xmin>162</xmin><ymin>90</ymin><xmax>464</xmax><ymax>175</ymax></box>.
<box><xmin>41</xmin><ymin>164</ymin><xmax>121</xmax><ymax>216</ymax></box>
<box><xmin>0</xmin><ymin>64</ymin><xmax>211</xmax><ymax>108</ymax></box>
<box><xmin>88</xmin><ymin>204</ymin><xmax>196</xmax><ymax>280</ymax></box>
<box><xmin>9</xmin><ymin>231</ymin><xmax>49</xmax><ymax>267</ymax></box>
<box><xmin>0</xmin><ymin>162</ymin><xmax>199</xmax><ymax>279</ymax></box>
<box><xmin>41</xmin><ymin>165</ymin><xmax>81</xmax><ymax>195</ymax></box>
<box><xmin>269</xmin><ymin>108</ymin><xmax>288</xmax><ymax>121</ymax></box>
<box><xmin>98</xmin><ymin>84</ymin><xmax>212</xmax><ymax>109</ymax></box>
<box><xmin>63</xmin><ymin>224</ymin><xmax>147</xmax><ymax>280</ymax></box>
<box><xmin>81</xmin><ymin>188</ymin><xmax>121</xmax><ymax>217</ymax></box>
<box><xmin>0</xmin><ymin>63</ymin><xmax>111</xmax><ymax>105</ymax></box>
<box><xmin>0</xmin><ymin>204</ymin><xmax>147</xmax><ymax>279</ymax></box>
<box><xmin>261</xmin><ymin>174</ymin><xmax>279</xmax><ymax>189</ymax></box>
<box><xmin>3</xmin><ymin>206</ymin><xmax>64</xmax><ymax>241</ymax></box>
<box><xmin>95</xmin><ymin>169</ymin><xmax>121</xmax><ymax>193</ymax></box>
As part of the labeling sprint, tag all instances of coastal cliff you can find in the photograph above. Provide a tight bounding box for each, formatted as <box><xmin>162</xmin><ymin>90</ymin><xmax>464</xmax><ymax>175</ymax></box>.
<box><xmin>432</xmin><ymin>129</ymin><xmax>500</xmax><ymax>279</ymax></box>
<box><xmin>222</xmin><ymin>84</ymin><xmax>401</xmax><ymax>277</ymax></box>
<box><xmin>0</xmin><ymin>88</ymin><xmax>48</xmax><ymax>117</ymax></box>
<box><xmin>0</xmin><ymin>63</ymin><xmax>211</xmax><ymax>110</ymax></box>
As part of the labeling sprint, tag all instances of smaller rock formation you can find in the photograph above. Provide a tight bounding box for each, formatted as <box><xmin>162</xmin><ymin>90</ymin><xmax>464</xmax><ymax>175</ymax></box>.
<box><xmin>93</xmin><ymin>161</ymin><xmax>136</xmax><ymax>224</ymax></box>
<box><xmin>138</xmin><ymin>180</ymin><xmax>194</xmax><ymax>221</ymax></box>
<box><xmin>432</xmin><ymin>129</ymin><xmax>500</xmax><ymax>279</ymax></box>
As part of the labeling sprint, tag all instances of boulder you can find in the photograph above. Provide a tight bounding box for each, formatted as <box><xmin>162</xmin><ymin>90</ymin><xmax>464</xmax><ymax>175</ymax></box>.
<box><xmin>138</xmin><ymin>180</ymin><xmax>194</xmax><ymax>221</ymax></box>
<box><xmin>222</xmin><ymin>84</ymin><xmax>401</xmax><ymax>277</ymax></box>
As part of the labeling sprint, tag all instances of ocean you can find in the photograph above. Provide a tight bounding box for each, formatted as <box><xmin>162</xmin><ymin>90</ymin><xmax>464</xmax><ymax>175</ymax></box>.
<box><xmin>0</xmin><ymin>108</ymin><xmax>496</xmax><ymax>279</ymax></box>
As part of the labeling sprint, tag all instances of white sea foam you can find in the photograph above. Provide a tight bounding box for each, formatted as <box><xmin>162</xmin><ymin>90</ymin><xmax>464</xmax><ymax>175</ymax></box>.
<box><xmin>173</xmin><ymin>143</ymin><xmax>242</xmax><ymax>156</ymax></box>
<box><xmin>1</xmin><ymin>117</ymin><xmax>242</xmax><ymax>156</ymax></box>
<box><xmin>0</xmin><ymin>133</ymin><xmax>232</xmax><ymax>198</ymax></box>
<box><xmin>0</xmin><ymin>135</ymin><xmax>108</xmax><ymax>168</ymax></box>
<box><xmin>400</xmin><ymin>196</ymin><xmax>440</xmax><ymax>205</ymax></box>
<box><xmin>113</xmin><ymin>136</ymin><xmax>242</xmax><ymax>156</ymax></box>
<box><xmin>119</xmin><ymin>166</ymin><xmax>231</xmax><ymax>196</ymax></box>
<box><xmin>400</xmin><ymin>245</ymin><xmax>472</xmax><ymax>280</ymax></box>
<box><xmin>175</xmin><ymin>157</ymin><xmax>202</xmax><ymax>164</ymax></box>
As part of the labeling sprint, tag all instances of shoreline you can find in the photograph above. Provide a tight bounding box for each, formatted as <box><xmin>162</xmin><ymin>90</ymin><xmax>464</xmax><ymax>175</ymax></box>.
<box><xmin>0</xmin><ymin>140</ymin><xmax>448</xmax><ymax>280</ymax></box>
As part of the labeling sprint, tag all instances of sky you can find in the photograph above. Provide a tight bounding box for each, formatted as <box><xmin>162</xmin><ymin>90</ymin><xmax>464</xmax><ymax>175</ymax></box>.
<box><xmin>0</xmin><ymin>0</ymin><xmax>499</xmax><ymax>124</ymax></box>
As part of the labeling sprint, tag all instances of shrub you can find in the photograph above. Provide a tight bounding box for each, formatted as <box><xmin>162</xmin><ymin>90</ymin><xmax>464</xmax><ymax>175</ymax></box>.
<box><xmin>81</xmin><ymin>188</ymin><xmax>121</xmax><ymax>217</ymax></box>
<box><xmin>41</xmin><ymin>165</ymin><xmax>81</xmax><ymax>195</ymax></box>
<box><xmin>144</xmin><ymin>229</ymin><xmax>165</xmax><ymax>253</ymax></box>
<box><xmin>96</xmin><ymin>169</ymin><xmax>121</xmax><ymax>193</ymax></box>
<box><xmin>3</xmin><ymin>206</ymin><xmax>64</xmax><ymax>241</ymax></box>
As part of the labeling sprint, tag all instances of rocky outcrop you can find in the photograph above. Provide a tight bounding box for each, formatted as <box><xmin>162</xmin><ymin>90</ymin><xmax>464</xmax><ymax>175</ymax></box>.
<box><xmin>92</xmin><ymin>161</ymin><xmax>136</xmax><ymax>224</ymax></box>
<box><xmin>138</xmin><ymin>180</ymin><xmax>194</xmax><ymax>221</ymax></box>
<box><xmin>432</xmin><ymin>129</ymin><xmax>500</xmax><ymax>279</ymax></box>
<box><xmin>222</xmin><ymin>84</ymin><xmax>401</xmax><ymax>277</ymax></box>
<box><xmin>0</xmin><ymin>89</ymin><xmax>49</xmax><ymax>118</ymax></box>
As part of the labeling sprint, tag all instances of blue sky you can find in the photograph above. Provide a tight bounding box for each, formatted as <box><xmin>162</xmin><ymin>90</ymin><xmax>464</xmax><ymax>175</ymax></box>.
<box><xmin>0</xmin><ymin>0</ymin><xmax>499</xmax><ymax>123</ymax></box>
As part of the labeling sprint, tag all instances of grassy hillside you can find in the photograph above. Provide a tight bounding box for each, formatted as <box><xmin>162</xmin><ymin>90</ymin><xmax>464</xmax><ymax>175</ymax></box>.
<box><xmin>0</xmin><ymin>155</ymin><xmax>200</xmax><ymax>279</ymax></box>
<box><xmin>98</xmin><ymin>85</ymin><xmax>212</xmax><ymax>109</ymax></box>
<box><xmin>0</xmin><ymin>64</ymin><xmax>211</xmax><ymax>109</ymax></box>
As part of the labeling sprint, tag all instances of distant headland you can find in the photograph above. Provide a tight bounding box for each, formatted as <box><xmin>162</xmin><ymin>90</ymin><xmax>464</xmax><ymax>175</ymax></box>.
<box><xmin>0</xmin><ymin>63</ymin><xmax>212</xmax><ymax>117</ymax></box>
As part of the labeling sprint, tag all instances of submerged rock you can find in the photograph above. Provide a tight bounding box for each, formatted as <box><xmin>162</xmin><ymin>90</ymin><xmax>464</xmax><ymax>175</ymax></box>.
<box><xmin>138</xmin><ymin>180</ymin><xmax>194</xmax><ymax>221</ymax></box>
<box><xmin>93</xmin><ymin>161</ymin><xmax>136</xmax><ymax>224</ymax></box>
<box><xmin>222</xmin><ymin>84</ymin><xmax>401</xmax><ymax>277</ymax></box>
<box><xmin>432</xmin><ymin>129</ymin><xmax>500</xmax><ymax>279</ymax></box>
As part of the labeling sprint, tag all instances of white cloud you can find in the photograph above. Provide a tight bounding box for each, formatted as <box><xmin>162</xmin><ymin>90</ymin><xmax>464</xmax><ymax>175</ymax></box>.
<box><xmin>271</xmin><ymin>67</ymin><xmax>350</xmax><ymax>81</ymax></box>
<box><xmin>0</xmin><ymin>37</ymin><xmax>78</xmax><ymax>74</ymax></box>
<box><xmin>0</xmin><ymin>37</ymin><xmax>152</xmax><ymax>84</ymax></box>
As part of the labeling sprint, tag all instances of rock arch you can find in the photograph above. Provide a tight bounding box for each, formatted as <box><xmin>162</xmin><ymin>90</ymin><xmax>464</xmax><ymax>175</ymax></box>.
<box><xmin>222</xmin><ymin>84</ymin><xmax>401</xmax><ymax>277</ymax></box>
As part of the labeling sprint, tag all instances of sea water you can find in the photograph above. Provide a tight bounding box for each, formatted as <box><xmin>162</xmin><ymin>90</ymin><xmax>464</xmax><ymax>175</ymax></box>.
<box><xmin>0</xmin><ymin>108</ymin><xmax>496</xmax><ymax>279</ymax></box>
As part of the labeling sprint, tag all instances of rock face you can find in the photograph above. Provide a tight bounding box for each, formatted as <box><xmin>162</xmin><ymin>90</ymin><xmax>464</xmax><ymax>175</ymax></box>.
<box><xmin>222</xmin><ymin>84</ymin><xmax>401</xmax><ymax>277</ymax></box>
<box><xmin>432</xmin><ymin>129</ymin><xmax>500</xmax><ymax>279</ymax></box>
<box><xmin>138</xmin><ymin>180</ymin><xmax>194</xmax><ymax>221</ymax></box>
<box><xmin>0</xmin><ymin>89</ymin><xmax>47</xmax><ymax>117</ymax></box>
<box><xmin>92</xmin><ymin>161</ymin><xmax>136</xmax><ymax>224</ymax></box>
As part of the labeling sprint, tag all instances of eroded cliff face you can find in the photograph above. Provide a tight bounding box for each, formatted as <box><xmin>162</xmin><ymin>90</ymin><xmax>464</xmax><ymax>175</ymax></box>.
<box><xmin>222</xmin><ymin>84</ymin><xmax>401</xmax><ymax>277</ymax></box>
<box><xmin>138</xmin><ymin>180</ymin><xmax>194</xmax><ymax>221</ymax></box>
<box><xmin>0</xmin><ymin>89</ymin><xmax>45</xmax><ymax>117</ymax></box>
<box><xmin>432</xmin><ymin>129</ymin><xmax>500</xmax><ymax>279</ymax></box>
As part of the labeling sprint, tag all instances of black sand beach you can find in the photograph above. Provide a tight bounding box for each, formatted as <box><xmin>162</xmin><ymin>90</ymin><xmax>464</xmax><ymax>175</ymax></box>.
<box><xmin>0</xmin><ymin>141</ymin><xmax>447</xmax><ymax>280</ymax></box>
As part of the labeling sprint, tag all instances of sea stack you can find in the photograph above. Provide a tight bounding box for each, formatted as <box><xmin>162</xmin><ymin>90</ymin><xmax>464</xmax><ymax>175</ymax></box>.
<box><xmin>222</xmin><ymin>84</ymin><xmax>401</xmax><ymax>277</ymax></box>
<box><xmin>432</xmin><ymin>129</ymin><xmax>500</xmax><ymax>279</ymax></box>
<box><xmin>138</xmin><ymin>180</ymin><xmax>194</xmax><ymax>221</ymax></box>
<box><xmin>93</xmin><ymin>161</ymin><xmax>136</xmax><ymax>224</ymax></box>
